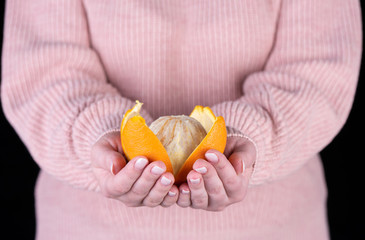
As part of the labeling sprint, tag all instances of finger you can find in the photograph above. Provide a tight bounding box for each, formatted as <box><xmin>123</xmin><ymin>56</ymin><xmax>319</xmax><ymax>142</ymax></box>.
<box><xmin>160</xmin><ymin>185</ymin><xmax>179</xmax><ymax>208</ymax></box>
<box><xmin>177</xmin><ymin>183</ymin><xmax>191</xmax><ymax>208</ymax></box>
<box><xmin>192</xmin><ymin>159</ymin><xmax>228</xmax><ymax>208</ymax></box>
<box><xmin>228</xmin><ymin>151</ymin><xmax>251</xmax><ymax>203</ymax></box>
<box><xmin>110</xmin><ymin>152</ymin><xmax>127</xmax><ymax>175</ymax></box>
<box><xmin>103</xmin><ymin>156</ymin><xmax>149</xmax><ymax>198</ymax></box>
<box><xmin>229</xmin><ymin>151</ymin><xmax>253</xmax><ymax>195</ymax></box>
<box><xmin>228</xmin><ymin>140</ymin><xmax>256</xmax><ymax>176</ymax></box>
<box><xmin>91</xmin><ymin>140</ymin><xmax>127</xmax><ymax>175</ymax></box>
<box><xmin>223</xmin><ymin>136</ymin><xmax>240</xmax><ymax>157</ymax></box>
<box><xmin>228</xmin><ymin>151</ymin><xmax>245</xmax><ymax>175</ymax></box>
<box><xmin>126</xmin><ymin>161</ymin><xmax>167</xmax><ymax>202</ymax></box>
<box><xmin>204</xmin><ymin>150</ymin><xmax>242</xmax><ymax>198</ymax></box>
<box><xmin>186</xmin><ymin>171</ymin><xmax>208</xmax><ymax>209</ymax></box>
<box><xmin>142</xmin><ymin>172</ymin><xmax>175</xmax><ymax>207</ymax></box>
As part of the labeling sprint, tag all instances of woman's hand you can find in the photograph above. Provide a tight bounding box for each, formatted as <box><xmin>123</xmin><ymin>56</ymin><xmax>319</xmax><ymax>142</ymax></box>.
<box><xmin>177</xmin><ymin>136</ymin><xmax>256</xmax><ymax>211</ymax></box>
<box><xmin>91</xmin><ymin>131</ymin><xmax>179</xmax><ymax>208</ymax></box>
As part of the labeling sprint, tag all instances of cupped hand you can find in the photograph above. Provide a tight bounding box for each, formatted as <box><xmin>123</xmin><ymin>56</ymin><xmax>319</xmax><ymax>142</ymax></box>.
<box><xmin>177</xmin><ymin>136</ymin><xmax>256</xmax><ymax>211</ymax></box>
<box><xmin>91</xmin><ymin>131</ymin><xmax>179</xmax><ymax>208</ymax></box>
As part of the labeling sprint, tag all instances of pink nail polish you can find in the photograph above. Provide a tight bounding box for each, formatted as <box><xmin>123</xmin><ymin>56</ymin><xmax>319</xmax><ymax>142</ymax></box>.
<box><xmin>168</xmin><ymin>191</ymin><xmax>177</xmax><ymax>197</ymax></box>
<box><xmin>194</xmin><ymin>167</ymin><xmax>207</xmax><ymax>174</ymax></box>
<box><xmin>110</xmin><ymin>162</ymin><xmax>115</xmax><ymax>175</ymax></box>
<box><xmin>151</xmin><ymin>166</ymin><xmax>165</xmax><ymax>175</ymax></box>
<box><xmin>181</xmin><ymin>189</ymin><xmax>190</xmax><ymax>194</ymax></box>
<box><xmin>205</xmin><ymin>152</ymin><xmax>218</xmax><ymax>163</ymax></box>
<box><xmin>189</xmin><ymin>178</ymin><xmax>200</xmax><ymax>184</ymax></box>
<box><xmin>161</xmin><ymin>176</ymin><xmax>172</xmax><ymax>186</ymax></box>
<box><xmin>135</xmin><ymin>158</ymin><xmax>148</xmax><ymax>170</ymax></box>
<box><xmin>241</xmin><ymin>160</ymin><xmax>245</xmax><ymax>174</ymax></box>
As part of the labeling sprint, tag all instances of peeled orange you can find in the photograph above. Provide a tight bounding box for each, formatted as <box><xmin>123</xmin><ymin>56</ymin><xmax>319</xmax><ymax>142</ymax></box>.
<box><xmin>120</xmin><ymin>100</ymin><xmax>227</xmax><ymax>185</ymax></box>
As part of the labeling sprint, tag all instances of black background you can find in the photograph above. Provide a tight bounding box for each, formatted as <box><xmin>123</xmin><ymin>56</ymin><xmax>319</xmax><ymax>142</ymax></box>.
<box><xmin>0</xmin><ymin>1</ymin><xmax>364</xmax><ymax>239</ymax></box>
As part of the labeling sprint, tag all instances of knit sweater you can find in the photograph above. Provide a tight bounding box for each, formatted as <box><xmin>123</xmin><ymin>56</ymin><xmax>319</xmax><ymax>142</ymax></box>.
<box><xmin>1</xmin><ymin>0</ymin><xmax>362</xmax><ymax>239</ymax></box>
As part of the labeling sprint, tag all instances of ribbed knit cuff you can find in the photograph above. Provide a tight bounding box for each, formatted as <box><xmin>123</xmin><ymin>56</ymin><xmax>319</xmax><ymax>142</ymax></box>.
<box><xmin>211</xmin><ymin>101</ymin><xmax>266</xmax><ymax>186</ymax></box>
<box><xmin>93</xmin><ymin>128</ymin><xmax>121</xmax><ymax>145</ymax></box>
<box><xmin>73</xmin><ymin>96</ymin><xmax>152</xmax><ymax>147</ymax></box>
<box><xmin>226</xmin><ymin>125</ymin><xmax>247</xmax><ymax>138</ymax></box>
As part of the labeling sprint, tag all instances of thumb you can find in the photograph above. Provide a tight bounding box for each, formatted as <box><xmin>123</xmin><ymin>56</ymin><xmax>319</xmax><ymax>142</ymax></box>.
<box><xmin>108</xmin><ymin>148</ymin><xmax>127</xmax><ymax>175</ymax></box>
<box><xmin>228</xmin><ymin>151</ymin><xmax>245</xmax><ymax>175</ymax></box>
<box><xmin>227</xmin><ymin>138</ymin><xmax>256</xmax><ymax>176</ymax></box>
<box><xmin>92</xmin><ymin>131</ymin><xmax>127</xmax><ymax>175</ymax></box>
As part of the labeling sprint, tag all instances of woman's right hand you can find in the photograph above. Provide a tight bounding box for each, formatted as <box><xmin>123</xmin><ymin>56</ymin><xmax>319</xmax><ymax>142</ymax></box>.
<box><xmin>91</xmin><ymin>131</ymin><xmax>179</xmax><ymax>207</ymax></box>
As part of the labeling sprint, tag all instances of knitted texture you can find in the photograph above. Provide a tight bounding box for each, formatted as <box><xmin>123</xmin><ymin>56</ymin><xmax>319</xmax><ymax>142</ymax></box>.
<box><xmin>1</xmin><ymin>0</ymin><xmax>362</xmax><ymax>239</ymax></box>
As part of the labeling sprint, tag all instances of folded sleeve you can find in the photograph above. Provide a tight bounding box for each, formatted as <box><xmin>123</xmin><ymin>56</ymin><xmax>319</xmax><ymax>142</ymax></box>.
<box><xmin>211</xmin><ymin>0</ymin><xmax>362</xmax><ymax>185</ymax></box>
<box><xmin>1</xmin><ymin>0</ymin><xmax>153</xmax><ymax>191</ymax></box>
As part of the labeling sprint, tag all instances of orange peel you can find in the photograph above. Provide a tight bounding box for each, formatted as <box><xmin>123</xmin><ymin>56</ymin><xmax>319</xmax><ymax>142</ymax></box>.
<box><xmin>121</xmin><ymin>100</ymin><xmax>227</xmax><ymax>185</ymax></box>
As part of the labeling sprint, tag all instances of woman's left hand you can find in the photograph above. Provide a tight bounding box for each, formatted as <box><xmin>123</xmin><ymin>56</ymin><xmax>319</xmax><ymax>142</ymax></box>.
<box><xmin>176</xmin><ymin>136</ymin><xmax>256</xmax><ymax>211</ymax></box>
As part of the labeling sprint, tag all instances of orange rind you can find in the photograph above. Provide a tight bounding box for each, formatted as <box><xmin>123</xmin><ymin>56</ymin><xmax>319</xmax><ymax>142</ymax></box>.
<box><xmin>121</xmin><ymin>100</ymin><xmax>227</xmax><ymax>185</ymax></box>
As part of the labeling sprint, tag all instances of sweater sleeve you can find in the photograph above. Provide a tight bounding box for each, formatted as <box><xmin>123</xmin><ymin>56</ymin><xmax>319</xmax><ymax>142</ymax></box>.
<box><xmin>211</xmin><ymin>0</ymin><xmax>362</xmax><ymax>185</ymax></box>
<box><xmin>1</xmin><ymin>0</ymin><xmax>153</xmax><ymax>191</ymax></box>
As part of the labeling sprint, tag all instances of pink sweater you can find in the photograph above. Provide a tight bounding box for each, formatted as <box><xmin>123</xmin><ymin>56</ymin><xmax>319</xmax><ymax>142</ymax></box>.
<box><xmin>1</xmin><ymin>0</ymin><xmax>362</xmax><ymax>239</ymax></box>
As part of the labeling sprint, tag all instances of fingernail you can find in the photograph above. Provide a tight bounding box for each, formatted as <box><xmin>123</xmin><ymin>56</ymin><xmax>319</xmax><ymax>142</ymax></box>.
<box><xmin>194</xmin><ymin>167</ymin><xmax>207</xmax><ymax>174</ymax></box>
<box><xmin>181</xmin><ymin>189</ymin><xmax>190</xmax><ymax>194</ymax></box>
<box><xmin>189</xmin><ymin>178</ymin><xmax>200</xmax><ymax>184</ymax></box>
<box><xmin>161</xmin><ymin>176</ymin><xmax>172</xmax><ymax>186</ymax></box>
<box><xmin>135</xmin><ymin>158</ymin><xmax>148</xmax><ymax>170</ymax></box>
<box><xmin>241</xmin><ymin>160</ymin><xmax>245</xmax><ymax>175</ymax></box>
<box><xmin>151</xmin><ymin>166</ymin><xmax>165</xmax><ymax>175</ymax></box>
<box><xmin>110</xmin><ymin>162</ymin><xmax>115</xmax><ymax>175</ymax></box>
<box><xmin>168</xmin><ymin>191</ymin><xmax>177</xmax><ymax>197</ymax></box>
<box><xmin>205</xmin><ymin>152</ymin><xmax>218</xmax><ymax>163</ymax></box>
